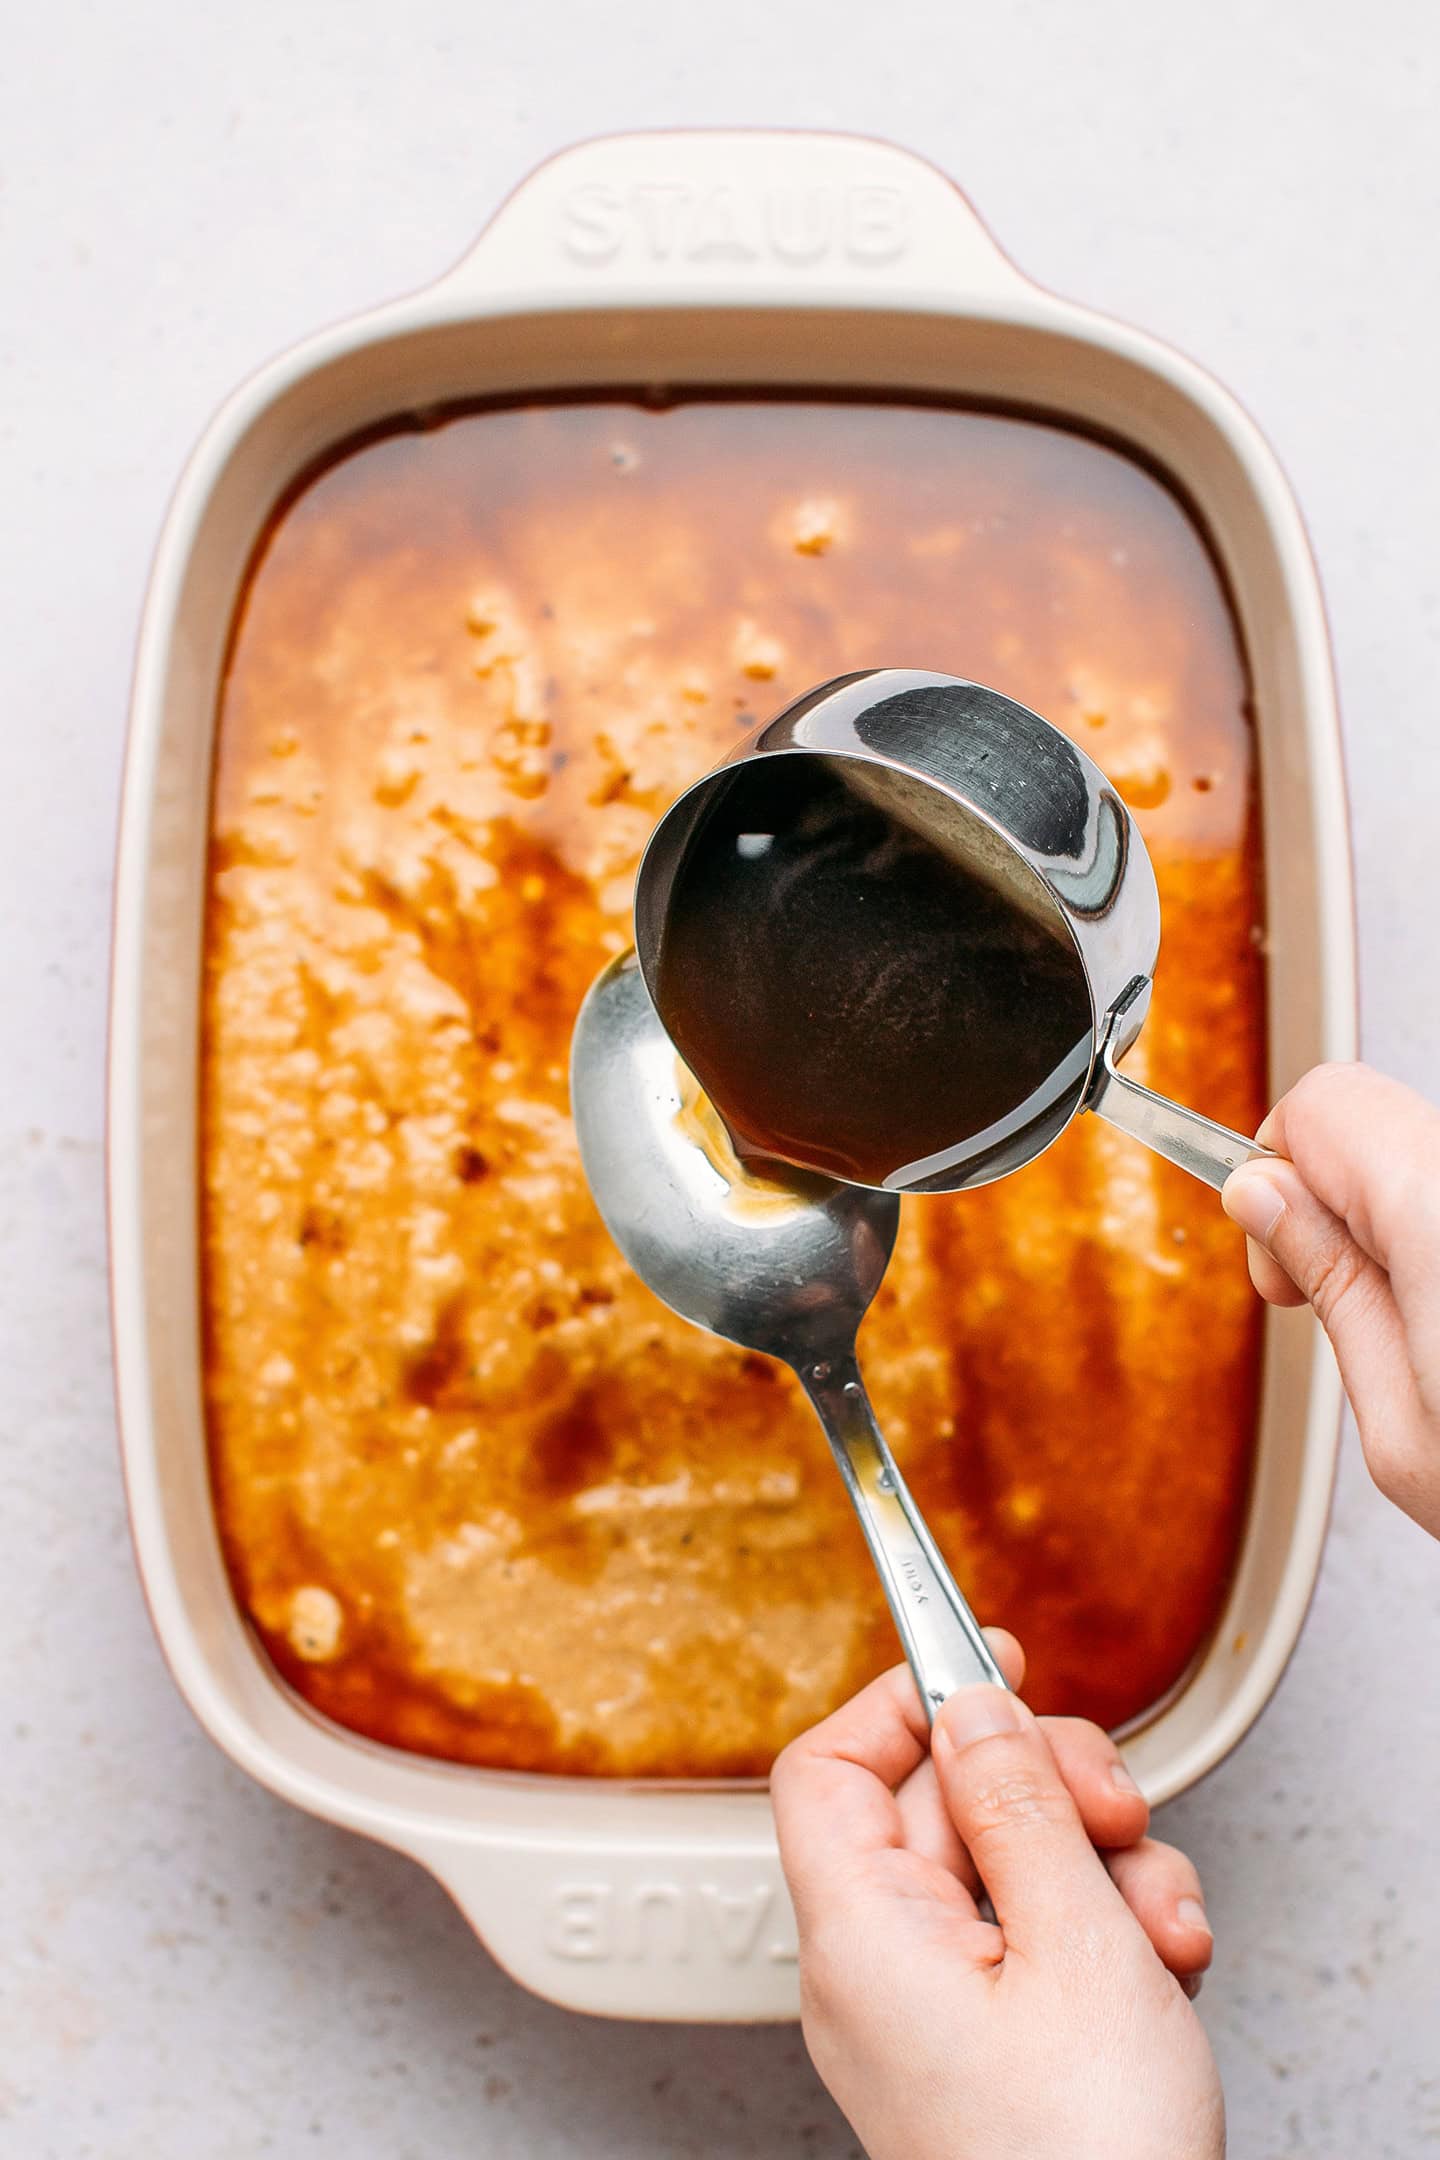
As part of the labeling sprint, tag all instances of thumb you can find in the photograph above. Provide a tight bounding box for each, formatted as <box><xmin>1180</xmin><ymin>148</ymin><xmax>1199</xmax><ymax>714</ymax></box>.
<box><xmin>1222</xmin><ymin>1158</ymin><xmax>1403</xmax><ymax>1397</ymax></box>
<box><xmin>1222</xmin><ymin>1156</ymin><xmax>1436</xmax><ymax>1525</ymax></box>
<box><xmin>931</xmin><ymin>1685</ymin><xmax>1121</xmax><ymax>1955</ymax></box>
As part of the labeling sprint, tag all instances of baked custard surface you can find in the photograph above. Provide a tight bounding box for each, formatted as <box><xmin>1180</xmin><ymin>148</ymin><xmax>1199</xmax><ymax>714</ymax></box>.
<box><xmin>203</xmin><ymin>397</ymin><xmax>1265</xmax><ymax>1776</ymax></box>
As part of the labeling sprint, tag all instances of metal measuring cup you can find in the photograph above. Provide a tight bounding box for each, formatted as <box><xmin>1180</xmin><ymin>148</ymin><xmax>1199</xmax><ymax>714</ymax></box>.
<box><xmin>634</xmin><ymin>670</ymin><xmax>1273</xmax><ymax>1196</ymax></box>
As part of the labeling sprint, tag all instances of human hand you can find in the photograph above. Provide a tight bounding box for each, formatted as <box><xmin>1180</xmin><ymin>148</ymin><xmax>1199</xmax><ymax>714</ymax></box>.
<box><xmin>771</xmin><ymin>1637</ymin><xmax>1222</xmax><ymax>2160</ymax></box>
<box><xmin>1222</xmin><ymin>1061</ymin><xmax>1440</xmax><ymax>1537</ymax></box>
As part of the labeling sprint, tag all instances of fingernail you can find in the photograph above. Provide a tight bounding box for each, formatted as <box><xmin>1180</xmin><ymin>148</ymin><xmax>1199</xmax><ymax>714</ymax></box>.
<box><xmin>1221</xmin><ymin>1168</ymin><xmax>1285</xmax><ymax>1246</ymax></box>
<box><xmin>1110</xmin><ymin>1760</ymin><xmax>1142</xmax><ymax>1797</ymax></box>
<box><xmin>1177</xmin><ymin>1896</ymin><xmax>1211</xmax><ymax>1936</ymax></box>
<box><xmin>933</xmin><ymin>1685</ymin><xmax>1022</xmax><ymax>1755</ymax></box>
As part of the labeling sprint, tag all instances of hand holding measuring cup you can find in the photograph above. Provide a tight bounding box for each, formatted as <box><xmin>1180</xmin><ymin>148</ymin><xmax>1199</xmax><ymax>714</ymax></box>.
<box><xmin>635</xmin><ymin>670</ymin><xmax>1274</xmax><ymax>1196</ymax></box>
<box><xmin>1224</xmin><ymin>1061</ymin><xmax>1440</xmax><ymax>1539</ymax></box>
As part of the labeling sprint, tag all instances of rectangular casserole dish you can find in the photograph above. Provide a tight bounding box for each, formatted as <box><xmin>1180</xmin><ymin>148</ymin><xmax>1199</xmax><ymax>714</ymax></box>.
<box><xmin>109</xmin><ymin>128</ymin><xmax>1355</xmax><ymax>2022</ymax></box>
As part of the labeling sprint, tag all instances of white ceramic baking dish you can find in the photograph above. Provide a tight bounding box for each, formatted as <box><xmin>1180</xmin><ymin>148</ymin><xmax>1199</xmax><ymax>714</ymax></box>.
<box><xmin>110</xmin><ymin>129</ymin><xmax>1355</xmax><ymax>2022</ymax></box>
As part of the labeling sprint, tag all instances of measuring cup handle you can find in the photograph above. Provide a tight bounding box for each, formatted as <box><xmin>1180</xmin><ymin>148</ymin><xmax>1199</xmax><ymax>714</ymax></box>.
<box><xmin>1087</xmin><ymin>1035</ymin><xmax>1275</xmax><ymax>1191</ymax></box>
<box><xmin>799</xmin><ymin>1355</ymin><xmax>1006</xmax><ymax>1720</ymax></box>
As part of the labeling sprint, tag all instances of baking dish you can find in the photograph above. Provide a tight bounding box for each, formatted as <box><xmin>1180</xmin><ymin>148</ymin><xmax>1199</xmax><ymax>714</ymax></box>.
<box><xmin>109</xmin><ymin>129</ymin><xmax>1355</xmax><ymax>2022</ymax></box>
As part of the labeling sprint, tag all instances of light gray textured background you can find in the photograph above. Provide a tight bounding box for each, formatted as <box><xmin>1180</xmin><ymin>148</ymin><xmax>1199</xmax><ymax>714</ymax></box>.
<box><xmin>3</xmin><ymin>2</ymin><xmax>1439</xmax><ymax>2154</ymax></box>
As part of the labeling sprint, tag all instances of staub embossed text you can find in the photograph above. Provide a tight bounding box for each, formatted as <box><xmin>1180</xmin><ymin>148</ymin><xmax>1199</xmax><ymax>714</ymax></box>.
<box><xmin>559</xmin><ymin>181</ymin><xmax>910</xmax><ymax>268</ymax></box>
<box><xmin>545</xmin><ymin>1879</ymin><xmax>800</xmax><ymax>1965</ymax></box>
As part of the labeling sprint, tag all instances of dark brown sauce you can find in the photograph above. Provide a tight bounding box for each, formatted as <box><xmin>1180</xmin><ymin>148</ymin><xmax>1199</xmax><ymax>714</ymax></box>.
<box><xmin>654</xmin><ymin>756</ymin><xmax>1094</xmax><ymax>1186</ymax></box>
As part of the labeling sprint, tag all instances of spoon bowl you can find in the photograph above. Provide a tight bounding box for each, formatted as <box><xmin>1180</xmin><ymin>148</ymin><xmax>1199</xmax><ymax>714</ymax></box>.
<box><xmin>570</xmin><ymin>951</ymin><xmax>898</xmax><ymax>1366</ymax></box>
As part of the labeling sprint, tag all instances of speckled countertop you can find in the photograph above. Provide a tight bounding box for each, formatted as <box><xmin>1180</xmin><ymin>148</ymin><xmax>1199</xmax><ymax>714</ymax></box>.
<box><xmin>3</xmin><ymin>2</ymin><xmax>1439</xmax><ymax>2153</ymax></box>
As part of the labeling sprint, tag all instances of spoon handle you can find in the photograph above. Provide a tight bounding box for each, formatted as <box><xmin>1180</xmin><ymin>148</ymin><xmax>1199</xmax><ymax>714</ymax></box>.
<box><xmin>799</xmin><ymin>1354</ymin><xmax>1007</xmax><ymax>1720</ymax></box>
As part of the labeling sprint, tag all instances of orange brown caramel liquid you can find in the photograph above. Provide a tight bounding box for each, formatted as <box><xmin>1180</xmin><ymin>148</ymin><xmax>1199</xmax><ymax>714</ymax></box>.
<box><xmin>202</xmin><ymin>395</ymin><xmax>1265</xmax><ymax>1777</ymax></box>
<box><xmin>654</xmin><ymin>754</ymin><xmax>1095</xmax><ymax>1187</ymax></box>
<box><xmin>671</xmin><ymin>1060</ymin><xmax>827</xmax><ymax>1221</ymax></box>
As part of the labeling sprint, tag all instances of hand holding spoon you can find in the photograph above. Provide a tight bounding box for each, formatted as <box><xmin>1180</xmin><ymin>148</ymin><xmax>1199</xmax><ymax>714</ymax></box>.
<box><xmin>570</xmin><ymin>951</ymin><xmax>1004</xmax><ymax>1719</ymax></box>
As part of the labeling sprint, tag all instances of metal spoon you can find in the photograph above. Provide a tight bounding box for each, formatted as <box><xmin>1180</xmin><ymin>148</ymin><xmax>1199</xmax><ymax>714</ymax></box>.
<box><xmin>570</xmin><ymin>950</ymin><xmax>1005</xmax><ymax>1719</ymax></box>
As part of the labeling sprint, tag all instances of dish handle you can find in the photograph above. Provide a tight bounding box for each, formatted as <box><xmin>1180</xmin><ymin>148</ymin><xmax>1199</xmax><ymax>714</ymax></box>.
<box><xmin>433</xmin><ymin>130</ymin><xmax>1030</xmax><ymax>307</ymax></box>
<box><xmin>417</xmin><ymin>1828</ymin><xmax>803</xmax><ymax>2022</ymax></box>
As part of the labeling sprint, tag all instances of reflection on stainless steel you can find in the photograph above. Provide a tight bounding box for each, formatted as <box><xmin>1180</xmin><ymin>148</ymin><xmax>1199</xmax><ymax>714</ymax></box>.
<box><xmin>570</xmin><ymin>952</ymin><xmax>1005</xmax><ymax>1719</ymax></box>
<box><xmin>1086</xmin><ymin>978</ymin><xmax>1271</xmax><ymax>1190</ymax></box>
<box><xmin>894</xmin><ymin>1034</ymin><xmax>1095</xmax><ymax>1194</ymax></box>
<box><xmin>635</xmin><ymin>670</ymin><xmax>1272</xmax><ymax>1195</ymax></box>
